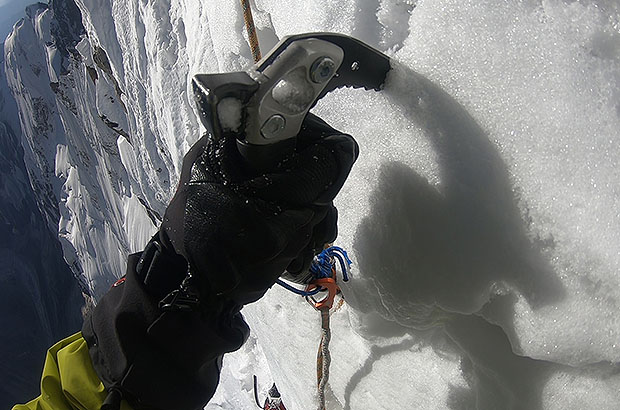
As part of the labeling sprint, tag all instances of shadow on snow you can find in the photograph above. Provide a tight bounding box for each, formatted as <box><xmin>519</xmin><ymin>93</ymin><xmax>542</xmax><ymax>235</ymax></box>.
<box><xmin>339</xmin><ymin>64</ymin><xmax>603</xmax><ymax>409</ymax></box>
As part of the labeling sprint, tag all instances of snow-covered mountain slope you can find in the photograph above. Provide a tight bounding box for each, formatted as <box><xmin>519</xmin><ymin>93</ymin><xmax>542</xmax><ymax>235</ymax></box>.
<box><xmin>4</xmin><ymin>0</ymin><xmax>620</xmax><ymax>409</ymax></box>
<box><xmin>5</xmin><ymin>0</ymin><xmax>158</xmax><ymax>298</ymax></box>
<box><xmin>0</xmin><ymin>121</ymin><xmax>84</xmax><ymax>410</ymax></box>
<box><xmin>0</xmin><ymin>45</ymin><xmax>83</xmax><ymax>407</ymax></box>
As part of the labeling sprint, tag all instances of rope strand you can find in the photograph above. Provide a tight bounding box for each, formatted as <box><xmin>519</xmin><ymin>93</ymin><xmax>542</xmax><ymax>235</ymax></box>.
<box><xmin>240</xmin><ymin>0</ymin><xmax>262</xmax><ymax>62</ymax></box>
<box><xmin>316</xmin><ymin>308</ymin><xmax>331</xmax><ymax>410</ymax></box>
<box><xmin>275</xmin><ymin>247</ymin><xmax>351</xmax><ymax>409</ymax></box>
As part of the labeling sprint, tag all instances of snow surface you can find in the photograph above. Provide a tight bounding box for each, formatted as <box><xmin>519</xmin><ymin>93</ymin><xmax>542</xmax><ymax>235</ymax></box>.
<box><xmin>3</xmin><ymin>0</ymin><xmax>620</xmax><ymax>409</ymax></box>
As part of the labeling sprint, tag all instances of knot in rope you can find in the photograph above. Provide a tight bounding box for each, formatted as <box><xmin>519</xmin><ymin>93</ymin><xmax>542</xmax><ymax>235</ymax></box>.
<box><xmin>309</xmin><ymin>246</ymin><xmax>352</xmax><ymax>281</ymax></box>
<box><xmin>276</xmin><ymin>245</ymin><xmax>352</xmax><ymax>309</ymax></box>
<box><xmin>305</xmin><ymin>246</ymin><xmax>351</xmax><ymax>310</ymax></box>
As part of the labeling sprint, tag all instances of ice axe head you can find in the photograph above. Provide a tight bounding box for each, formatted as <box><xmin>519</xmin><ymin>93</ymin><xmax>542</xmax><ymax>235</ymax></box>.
<box><xmin>192</xmin><ymin>33</ymin><xmax>391</xmax><ymax>171</ymax></box>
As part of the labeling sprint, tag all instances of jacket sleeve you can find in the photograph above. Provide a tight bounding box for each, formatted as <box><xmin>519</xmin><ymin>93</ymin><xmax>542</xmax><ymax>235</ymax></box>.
<box><xmin>81</xmin><ymin>233</ymin><xmax>250</xmax><ymax>410</ymax></box>
<box><xmin>11</xmin><ymin>332</ymin><xmax>133</xmax><ymax>410</ymax></box>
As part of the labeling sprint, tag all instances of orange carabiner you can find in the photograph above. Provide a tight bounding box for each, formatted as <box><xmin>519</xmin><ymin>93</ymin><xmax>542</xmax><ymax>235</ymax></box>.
<box><xmin>305</xmin><ymin>277</ymin><xmax>340</xmax><ymax>310</ymax></box>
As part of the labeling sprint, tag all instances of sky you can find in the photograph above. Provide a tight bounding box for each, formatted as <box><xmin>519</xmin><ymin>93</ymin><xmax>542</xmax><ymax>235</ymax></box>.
<box><xmin>0</xmin><ymin>0</ymin><xmax>37</xmax><ymax>42</ymax></box>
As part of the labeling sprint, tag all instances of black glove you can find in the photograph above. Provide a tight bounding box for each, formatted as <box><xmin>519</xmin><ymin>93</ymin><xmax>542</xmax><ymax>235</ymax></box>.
<box><xmin>161</xmin><ymin>113</ymin><xmax>358</xmax><ymax>305</ymax></box>
<box><xmin>82</xmin><ymin>114</ymin><xmax>357</xmax><ymax>410</ymax></box>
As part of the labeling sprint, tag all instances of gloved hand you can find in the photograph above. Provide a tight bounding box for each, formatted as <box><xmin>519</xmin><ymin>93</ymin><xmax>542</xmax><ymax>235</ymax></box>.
<box><xmin>160</xmin><ymin>113</ymin><xmax>358</xmax><ymax>306</ymax></box>
<box><xmin>82</xmin><ymin>114</ymin><xmax>357</xmax><ymax>410</ymax></box>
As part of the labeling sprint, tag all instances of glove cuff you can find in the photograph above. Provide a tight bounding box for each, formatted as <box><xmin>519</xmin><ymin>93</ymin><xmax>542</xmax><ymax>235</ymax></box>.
<box><xmin>82</xmin><ymin>245</ymin><xmax>249</xmax><ymax>410</ymax></box>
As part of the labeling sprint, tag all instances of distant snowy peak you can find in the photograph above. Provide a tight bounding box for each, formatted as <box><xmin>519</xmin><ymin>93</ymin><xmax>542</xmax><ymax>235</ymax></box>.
<box><xmin>48</xmin><ymin>0</ymin><xmax>86</xmax><ymax>58</ymax></box>
<box><xmin>24</xmin><ymin>3</ymin><xmax>47</xmax><ymax>20</ymax></box>
<box><xmin>5</xmin><ymin>4</ymin><xmax>63</xmax><ymax>230</ymax></box>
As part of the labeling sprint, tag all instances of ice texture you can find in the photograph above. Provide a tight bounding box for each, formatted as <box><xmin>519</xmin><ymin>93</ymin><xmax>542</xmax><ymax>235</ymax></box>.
<box><xmin>218</xmin><ymin>97</ymin><xmax>243</xmax><ymax>132</ymax></box>
<box><xmin>271</xmin><ymin>67</ymin><xmax>315</xmax><ymax>113</ymax></box>
<box><xmin>2</xmin><ymin>0</ymin><xmax>620</xmax><ymax>408</ymax></box>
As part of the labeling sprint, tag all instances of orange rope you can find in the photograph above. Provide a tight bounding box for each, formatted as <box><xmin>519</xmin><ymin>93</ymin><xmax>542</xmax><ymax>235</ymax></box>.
<box><xmin>240</xmin><ymin>0</ymin><xmax>262</xmax><ymax>62</ymax></box>
<box><xmin>316</xmin><ymin>307</ymin><xmax>331</xmax><ymax>410</ymax></box>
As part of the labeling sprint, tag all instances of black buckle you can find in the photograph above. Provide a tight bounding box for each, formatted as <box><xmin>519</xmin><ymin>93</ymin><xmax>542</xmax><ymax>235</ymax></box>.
<box><xmin>159</xmin><ymin>275</ymin><xmax>200</xmax><ymax>312</ymax></box>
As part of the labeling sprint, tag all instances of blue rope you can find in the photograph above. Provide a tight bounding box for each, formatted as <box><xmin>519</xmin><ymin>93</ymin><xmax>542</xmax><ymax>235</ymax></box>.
<box><xmin>275</xmin><ymin>279</ymin><xmax>323</xmax><ymax>296</ymax></box>
<box><xmin>276</xmin><ymin>246</ymin><xmax>352</xmax><ymax>295</ymax></box>
<box><xmin>327</xmin><ymin>246</ymin><xmax>352</xmax><ymax>282</ymax></box>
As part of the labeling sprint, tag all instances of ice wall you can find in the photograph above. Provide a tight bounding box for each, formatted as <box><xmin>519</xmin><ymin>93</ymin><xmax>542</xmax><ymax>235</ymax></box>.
<box><xmin>244</xmin><ymin>0</ymin><xmax>620</xmax><ymax>408</ymax></box>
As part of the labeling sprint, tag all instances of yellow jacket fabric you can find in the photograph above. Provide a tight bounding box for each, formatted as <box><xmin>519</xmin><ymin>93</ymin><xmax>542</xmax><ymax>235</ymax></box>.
<box><xmin>12</xmin><ymin>332</ymin><xmax>132</xmax><ymax>410</ymax></box>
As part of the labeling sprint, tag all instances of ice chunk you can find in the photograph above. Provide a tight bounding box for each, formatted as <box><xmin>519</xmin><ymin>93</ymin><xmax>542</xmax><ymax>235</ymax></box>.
<box><xmin>217</xmin><ymin>97</ymin><xmax>243</xmax><ymax>132</ymax></box>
